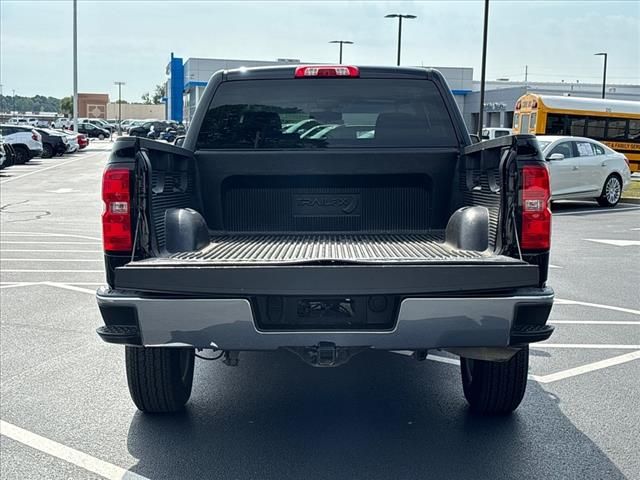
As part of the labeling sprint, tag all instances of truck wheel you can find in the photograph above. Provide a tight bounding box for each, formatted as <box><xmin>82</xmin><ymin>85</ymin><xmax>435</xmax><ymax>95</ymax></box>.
<box><xmin>596</xmin><ymin>174</ymin><xmax>622</xmax><ymax>207</ymax></box>
<box><xmin>460</xmin><ymin>346</ymin><xmax>529</xmax><ymax>414</ymax></box>
<box><xmin>125</xmin><ymin>346</ymin><xmax>195</xmax><ymax>413</ymax></box>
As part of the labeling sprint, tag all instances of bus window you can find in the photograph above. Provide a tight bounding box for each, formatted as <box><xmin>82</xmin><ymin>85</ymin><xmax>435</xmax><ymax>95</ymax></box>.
<box><xmin>568</xmin><ymin>116</ymin><xmax>586</xmax><ymax>136</ymax></box>
<box><xmin>606</xmin><ymin>119</ymin><xmax>627</xmax><ymax>140</ymax></box>
<box><xmin>513</xmin><ymin>113</ymin><xmax>519</xmax><ymax>129</ymax></box>
<box><xmin>520</xmin><ymin>114</ymin><xmax>530</xmax><ymax>133</ymax></box>
<box><xmin>629</xmin><ymin>119</ymin><xmax>640</xmax><ymax>140</ymax></box>
<box><xmin>586</xmin><ymin>118</ymin><xmax>606</xmax><ymax>138</ymax></box>
<box><xmin>545</xmin><ymin>114</ymin><xmax>565</xmax><ymax>135</ymax></box>
<box><xmin>530</xmin><ymin>113</ymin><xmax>537</xmax><ymax>132</ymax></box>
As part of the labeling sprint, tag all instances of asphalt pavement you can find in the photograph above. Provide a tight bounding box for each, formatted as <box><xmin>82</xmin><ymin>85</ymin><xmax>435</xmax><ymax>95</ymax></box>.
<box><xmin>1</xmin><ymin>143</ymin><xmax>639</xmax><ymax>479</ymax></box>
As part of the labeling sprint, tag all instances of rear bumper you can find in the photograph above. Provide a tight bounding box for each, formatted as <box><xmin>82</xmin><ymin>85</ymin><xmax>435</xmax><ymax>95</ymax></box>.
<box><xmin>96</xmin><ymin>286</ymin><xmax>554</xmax><ymax>350</ymax></box>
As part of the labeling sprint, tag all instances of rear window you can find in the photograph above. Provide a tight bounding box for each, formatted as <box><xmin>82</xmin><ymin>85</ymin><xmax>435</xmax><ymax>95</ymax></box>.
<box><xmin>196</xmin><ymin>79</ymin><xmax>457</xmax><ymax>149</ymax></box>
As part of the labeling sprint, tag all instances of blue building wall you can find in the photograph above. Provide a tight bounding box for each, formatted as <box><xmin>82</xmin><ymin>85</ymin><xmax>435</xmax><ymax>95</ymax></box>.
<box><xmin>168</xmin><ymin>53</ymin><xmax>184</xmax><ymax>122</ymax></box>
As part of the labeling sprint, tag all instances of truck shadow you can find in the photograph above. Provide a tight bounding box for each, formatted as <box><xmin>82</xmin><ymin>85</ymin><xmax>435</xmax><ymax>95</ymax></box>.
<box><xmin>125</xmin><ymin>350</ymin><xmax>624</xmax><ymax>480</ymax></box>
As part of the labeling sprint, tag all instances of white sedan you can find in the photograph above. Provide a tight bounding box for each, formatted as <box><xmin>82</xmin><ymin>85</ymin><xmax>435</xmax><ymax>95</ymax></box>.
<box><xmin>536</xmin><ymin>136</ymin><xmax>632</xmax><ymax>207</ymax></box>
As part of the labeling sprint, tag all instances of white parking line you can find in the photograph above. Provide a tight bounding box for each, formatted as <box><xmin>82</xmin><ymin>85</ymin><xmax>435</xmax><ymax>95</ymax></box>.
<box><xmin>585</xmin><ymin>239</ymin><xmax>640</xmax><ymax>247</ymax></box>
<box><xmin>1</xmin><ymin>232</ymin><xmax>101</xmax><ymax>241</ymax></box>
<box><xmin>0</xmin><ymin>241</ymin><xmax>101</xmax><ymax>245</ymax></box>
<box><xmin>41</xmin><ymin>282</ymin><xmax>97</xmax><ymax>295</ymax></box>
<box><xmin>0</xmin><ymin>152</ymin><xmax>105</xmax><ymax>185</ymax></box>
<box><xmin>0</xmin><ymin>259</ymin><xmax>102</xmax><ymax>262</ymax></box>
<box><xmin>0</xmin><ymin>420</ymin><xmax>150</xmax><ymax>480</ymax></box>
<box><xmin>551</xmin><ymin>320</ymin><xmax>640</xmax><ymax>325</ymax></box>
<box><xmin>534</xmin><ymin>344</ymin><xmax>640</xmax><ymax>349</ymax></box>
<box><xmin>555</xmin><ymin>299</ymin><xmax>640</xmax><ymax>316</ymax></box>
<box><xmin>0</xmin><ymin>249</ymin><xmax>103</xmax><ymax>253</ymax></box>
<box><xmin>535</xmin><ymin>351</ymin><xmax>640</xmax><ymax>384</ymax></box>
<box><xmin>1</xmin><ymin>270</ymin><xmax>104</xmax><ymax>273</ymax></box>
<box><xmin>553</xmin><ymin>206</ymin><xmax>640</xmax><ymax>216</ymax></box>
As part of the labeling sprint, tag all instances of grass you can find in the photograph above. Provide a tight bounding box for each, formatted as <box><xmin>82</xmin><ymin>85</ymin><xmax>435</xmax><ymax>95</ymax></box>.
<box><xmin>622</xmin><ymin>178</ymin><xmax>640</xmax><ymax>199</ymax></box>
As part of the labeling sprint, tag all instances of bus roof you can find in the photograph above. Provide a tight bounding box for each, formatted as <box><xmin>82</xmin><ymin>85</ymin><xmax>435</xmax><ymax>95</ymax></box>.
<box><xmin>534</xmin><ymin>94</ymin><xmax>640</xmax><ymax>115</ymax></box>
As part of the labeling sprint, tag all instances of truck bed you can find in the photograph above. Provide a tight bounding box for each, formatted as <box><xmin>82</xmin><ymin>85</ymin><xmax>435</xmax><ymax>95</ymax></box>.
<box><xmin>169</xmin><ymin>232</ymin><xmax>512</xmax><ymax>265</ymax></box>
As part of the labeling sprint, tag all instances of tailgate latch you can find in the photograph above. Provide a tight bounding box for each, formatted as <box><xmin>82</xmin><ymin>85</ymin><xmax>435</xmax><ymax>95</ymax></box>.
<box><xmin>316</xmin><ymin>342</ymin><xmax>337</xmax><ymax>366</ymax></box>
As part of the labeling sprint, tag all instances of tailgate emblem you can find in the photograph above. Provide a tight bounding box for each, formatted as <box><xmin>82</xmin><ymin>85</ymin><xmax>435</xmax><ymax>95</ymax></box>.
<box><xmin>293</xmin><ymin>194</ymin><xmax>361</xmax><ymax>216</ymax></box>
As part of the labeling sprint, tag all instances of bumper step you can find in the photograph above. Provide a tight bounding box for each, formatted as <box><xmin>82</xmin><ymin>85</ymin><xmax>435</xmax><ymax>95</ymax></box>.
<box><xmin>96</xmin><ymin>325</ymin><xmax>140</xmax><ymax>345</ymax></box>
<box><xmin>510</xmin><ymin>324</ymin><xmax>555</xmax><ymax>343</ymax></box>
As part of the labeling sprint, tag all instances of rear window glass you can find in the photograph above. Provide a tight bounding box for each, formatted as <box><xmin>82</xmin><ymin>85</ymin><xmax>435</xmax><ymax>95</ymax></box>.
<box><xmin>196</xmin><ymin>79</ymin><xmax>457</xmax><ymax>149</ymax></box>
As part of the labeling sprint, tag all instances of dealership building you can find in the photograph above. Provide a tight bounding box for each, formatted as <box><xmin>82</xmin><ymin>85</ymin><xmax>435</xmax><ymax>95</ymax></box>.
<box><xmin>164</xmin><ymin>52</ymin><xmax>640</xmax><ymax>131</ymax></box>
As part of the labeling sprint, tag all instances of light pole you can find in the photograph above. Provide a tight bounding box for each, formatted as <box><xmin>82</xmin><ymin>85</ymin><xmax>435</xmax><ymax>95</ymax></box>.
<box><xmin>72</xmin><ymin>0</ymin><xmax>78</xmax><ymax>132</ymax></box>
<box><xmin>594</xmin><ymin>52</ymin><xmax>608</xmax><ymax>99</ymax></box>
<box><xmin>385</xmin><ymin>13</ymin><xmax>416</xmax><ymax>66</ymax></box>
<box><xmin>114</xmin><ymin>81</ymin><xmax>125</xmax><ymax>134</ymax></box>
<box><xmin>477</xmin><ymin>0</ymin><xmax>489</xmax><ymax>136</ymax></box>
<box><xmin>329</xmin><ymin>40</ymin><xmax>353</xmax><ymax>64</ymax></box>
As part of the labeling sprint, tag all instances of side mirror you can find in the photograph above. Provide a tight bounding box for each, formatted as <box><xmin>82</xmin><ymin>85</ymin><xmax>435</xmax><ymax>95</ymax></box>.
<box><xmin>469</xmin><ymin>134</ymin><xmax>481</xmax><ymax>144</ymax></box>
<box><xmin>547</xmin><ymin>153</ymin><xmax>565</xmax><ymax>161</ymax></box>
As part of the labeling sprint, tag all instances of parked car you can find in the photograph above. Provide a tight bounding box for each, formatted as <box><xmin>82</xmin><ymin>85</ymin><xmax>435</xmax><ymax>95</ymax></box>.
<box><xmin>536</xmin><ymin>135</ymin><xmax>631</xmax><ymax>207</ymax></box>
<box><xmin>77</xmin><ymin>122</ymin><xmax>110</xmax><ymax>140</ymax></box>
<box><xmin>481</xmin><ymin>127</ymin><xmax>512</xmax><ymax>140</ymax></box>
<box><xmin>128</xmin><ymin>120</ymin><xmax>170</xmax><ymax>138</ymax></box>
<box><xmin>35</xmin><ymin>128</ymin><xmax>68</xmax><ymax>158</ymax></box>
<box><xmin>0</xmin><ymin>143</ymin><xmax>6</xmax><ymax>169</ymax></box>
<box><xmin>2</xmin><ymin>143</ymin><xmax>17</xmax><ymax>168</ymax></box>
<box><xmin>53</xmin><ymin>130</ymin><xmax>80</xmax><ymax>153</ymax></box>
<box><xmin>77</xmin><ymin>133</ymin><xmax>89</xmax><ymax>149</ymax></box>
<box><xmin>53</xmin><ymin>118</ymin><xmax>73</xmax><ymax>129</ymax></box>
<box><xmin>78</xmin><ymin>118</ymin><xmax>114</xmax><ymax>133</ymax></box>
<box><xmin>97</xmin><ymin>65</ymin><xmax>554</xmax><ymax>415</ymax></box>
<box><xmin>0</xmin><ymin>124</ymin><xmax>43</xmax><ymax>163</ymax></box>
<box><xmin>124</xmin><ymin>120</ymin><xmax>145</xmax><ymax>133</ymax></box>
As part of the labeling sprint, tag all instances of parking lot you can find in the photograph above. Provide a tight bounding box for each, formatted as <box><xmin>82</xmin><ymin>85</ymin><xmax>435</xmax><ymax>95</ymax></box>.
<box><xmin>1</xmin><ymin>142</ymin><xmax>639</xmax><ymax>479</ymax></box>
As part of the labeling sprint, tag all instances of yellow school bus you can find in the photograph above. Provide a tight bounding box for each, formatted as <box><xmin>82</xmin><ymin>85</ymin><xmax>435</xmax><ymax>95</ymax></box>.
<box><xmin>513</xmin><ymin>93</ymin><xmax>640</xmax><ymax>172</ymax></box>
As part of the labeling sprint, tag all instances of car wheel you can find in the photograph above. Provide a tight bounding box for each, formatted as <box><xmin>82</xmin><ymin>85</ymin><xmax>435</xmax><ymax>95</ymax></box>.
<box><xmin>460</xmin><ymin>346</ymin><xmax>529</xmax><ymax>414</ymax></box>
<box><xmin>13</xmin><ymin>146</ymin><xmax>29</xmax><ymax>164</ymax></box>
<box><xmin>98</xmin><ymin>133</ymin><xmax>105</xmax><ymax>140</ymax></box>
<box><xmin>597</xmin><ymin>174</ymin><xmax>622</xmax><ymax>208</ymax></box>
<box><xmin>125</xmin><ymin>346</ymin><xmax>195</xmax><ymax>413</ymax></box>
<box><xmin>42</xmin><ymin>143</ymin><xmax>53</xmax><ymax>158</ymax></box>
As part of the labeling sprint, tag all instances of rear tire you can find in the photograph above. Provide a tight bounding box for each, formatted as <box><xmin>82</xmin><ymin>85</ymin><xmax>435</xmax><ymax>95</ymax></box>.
<box><xmin>597</xmin><ymin>174</ymin><xmax>622</xmax><ymax>207</ymax></box>
<box><xmin>460</xmin><ymin>346</ymin><xmax>529</xmax><ymax>414</ymax></box>
<box><xmin>13</xmin><ymin>146</ymin><xmax>29</xmax><ymax>164</ymax></box>
<box><xmin>125</xmin><ymin>346</ymin><xmax>195</xmax><ymax>413</ymax></box>
<box><xmin>98</xmin><ymin>133</ymin><xmax>105</xmax><ymax>140</ymax></box>
<box><xmin>42</xmin><ymin>143</ymin><xmax>53</xmax><ymax>158</ymax></box>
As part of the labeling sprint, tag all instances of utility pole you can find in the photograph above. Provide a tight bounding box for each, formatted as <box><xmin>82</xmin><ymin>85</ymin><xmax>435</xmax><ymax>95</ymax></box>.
<box><xmin>114</xmin><ymin>81</ymin><xmax>125</xmax><ymax>134</ymax></box>
<box><xmin>477</xmin><ymin>0</ymin><xmax>489</xmax><ymax>137</ymax></box>
<box><xmin>73</xmin><ymin>0</ymin><xmax>78</xmax><ymax>132</ymax></box>
<box><xmin>594</xmin><ymin>52</ymin><xmax>608</xmax><ymax>99</ymax></box>
<box><xmin>329</xmin><ymin>40</ymin><xmax>354</xmax><ymax>64</ymax></box>
<box><xmin>385</xmin><ymin>14</ymin><xmax>417</xmax><ymax>66</ymax></box>
<box><xmin>12</xmin><ymin>89</ymin><xmax>16</xmax><ymax>115</ymax></box>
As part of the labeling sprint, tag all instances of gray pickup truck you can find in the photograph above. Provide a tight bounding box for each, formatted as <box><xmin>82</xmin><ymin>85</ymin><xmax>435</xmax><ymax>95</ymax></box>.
<box><xmin>97</xmin><ymin>65</ymin><xmax>554</xmax><ymax>415</ymax></box>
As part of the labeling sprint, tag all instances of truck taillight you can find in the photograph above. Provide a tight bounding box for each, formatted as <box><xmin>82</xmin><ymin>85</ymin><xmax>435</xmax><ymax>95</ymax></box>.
<box><xmin>102</xmin><ymin>167</ymin><xmax>132</xmax><ymax>252</ymax></box>
<box><xmin>32</xmin><ymin>130</ymin><xmax>39</xmax><ymax>141</ymax></box>
<box><xmin>520</xmin><ymin>165</ymin><xmax>551</xmax><ymax>251</ymax></box>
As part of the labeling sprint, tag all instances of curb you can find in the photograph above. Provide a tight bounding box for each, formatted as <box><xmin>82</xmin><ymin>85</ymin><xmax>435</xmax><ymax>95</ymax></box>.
<box><xmin>620</xmin><ymin>197</ymin><xmax>640</xmax><ymax>205</ymax></box>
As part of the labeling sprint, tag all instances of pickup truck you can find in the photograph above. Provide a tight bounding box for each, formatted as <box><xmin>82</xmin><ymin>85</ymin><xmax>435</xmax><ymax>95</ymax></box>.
<box><xmin>96</xmin><ymin>65</ymin><xmax>554</xmax><ymax>415</ymax></box>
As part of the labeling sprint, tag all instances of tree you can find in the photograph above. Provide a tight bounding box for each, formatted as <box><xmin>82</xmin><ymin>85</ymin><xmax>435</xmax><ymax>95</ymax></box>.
<box><xmin>60</xmin><ymin>96</ymin><xmax>73</xmax><ymax>115</ymax></box>
<box><xmin>141</xmin><ymin>83</ymin><xmax>166</xmax><ymax>105</ymax></box>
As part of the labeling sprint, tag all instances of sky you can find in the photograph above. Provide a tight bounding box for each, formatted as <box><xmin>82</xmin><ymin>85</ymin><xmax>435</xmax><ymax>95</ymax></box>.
<box><xmin>1</xmin><ymin>0</ymin><xmax>639</xmax><ymax>101</ymax></box>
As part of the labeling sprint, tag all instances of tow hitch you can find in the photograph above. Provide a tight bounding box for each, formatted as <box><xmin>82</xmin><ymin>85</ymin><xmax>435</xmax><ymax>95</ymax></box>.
<box><xmin>286</xmin><ymin>343</ymin><xmax>367</xmax><ymax>367</ymax></box>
